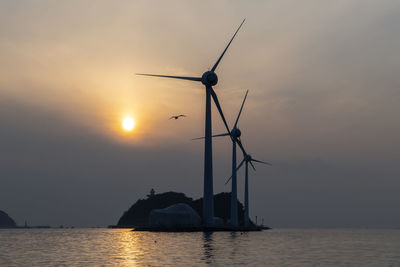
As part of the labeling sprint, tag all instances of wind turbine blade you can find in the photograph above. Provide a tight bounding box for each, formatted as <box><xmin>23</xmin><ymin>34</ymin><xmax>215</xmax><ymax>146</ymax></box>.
<box><xmin>249</xmin><ymin>161</ymin><xmax>256</xmax><ymax>171</ymax></box>
<box><xmin>209</xmin><ymin>87</ymin><xmax>231</xmax><ymax>136</ymax></box>
<box><xmin>236</xmin><ymin>158</ymin><xmax>246</xmax><ymax>172</ymax></box>
<box><xmin>234</xmin><ymin>90</ymin><xmax>249</xmax><ymax>128</ymax></box>
<box><xmin>191</xmin><ymin>133</ymin><xmax>230</xmax><ymax>140</ymax></box>
<box><xmin>252</xmin><ymin>159</ymin><xmax>272</xmax><ymax>165</ymax></box>
<box><xmin>213</xmin><ymin>133</ymin><xmax>230</xmax><ymax>137</ymax></box>
<box><xmin>208</xmin><ymin>133</ymin><xmax>230</xmax><ymax>138</ymax></box>
<box><xmin>136</xmin><ymin>73</ymin><xmax>202</xmax><ymax>82</ymax></box>
<box><xmin>225</xmin><ymin>158</ymin><xmax>246</xmax><ymax>185</ymax></box>
<box><xmin>225</xmin><ymin>176</ymin><xmax>232</xmax><ymax>185</ymax></box>
<box><xmin>211</xmin><ymin>19</ymin><xmax>246</xmax><ymax>72</ymax></box>
<box><xmin>236</xmin><ymin>138</ymin><xmax>247</xmax><ymax>156</ymax></box>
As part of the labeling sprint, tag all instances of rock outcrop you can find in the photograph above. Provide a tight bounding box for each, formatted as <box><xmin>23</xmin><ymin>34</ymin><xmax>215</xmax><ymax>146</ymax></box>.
<box><xmin>0</xmin><ymin>210</ymin><xmax>16</xmax><ymax>228</ymax></box>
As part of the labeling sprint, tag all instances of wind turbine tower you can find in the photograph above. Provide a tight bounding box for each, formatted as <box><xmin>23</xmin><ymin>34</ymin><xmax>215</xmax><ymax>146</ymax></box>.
<box><xmin>226</xmin><ymin>153</ymin><xmax>270</xmax><ymax>227</ymax></box>
<box><xmin>195</xmin><ymin>90</ymin><xmax>249</xmax><ymax>226</ymax></box>
<box><xmin>226</xmin><ymin>90</ymin><xmax>249</xmax><ymax>227</ymax></box>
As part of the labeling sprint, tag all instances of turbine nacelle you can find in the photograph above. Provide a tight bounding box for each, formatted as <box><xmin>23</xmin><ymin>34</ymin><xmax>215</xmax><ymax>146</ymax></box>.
<box><xmin>201</xmin><ymin>71</ymin><xmax>218</xmax><ymax>86</ymax></box>
<box><xmin>231</xmin><ymin>128</ymin><xmax>241</xmax><ymax>138</ymax></box>
<box><xmin>245</xmin><ymin>154</ymin><xmax>252</xmax><ymax>162</ymax></box>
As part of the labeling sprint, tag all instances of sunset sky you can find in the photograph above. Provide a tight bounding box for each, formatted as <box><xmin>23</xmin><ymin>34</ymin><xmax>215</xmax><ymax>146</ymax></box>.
<box><xmin>1</xmin><ymin>0</ymin><xmax>399</xmax><ymax>227</ymax></box>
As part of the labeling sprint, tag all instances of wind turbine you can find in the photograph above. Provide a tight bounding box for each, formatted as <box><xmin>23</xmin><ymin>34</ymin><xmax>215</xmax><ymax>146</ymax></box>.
<box><xmin>226</xmin><ymin>153</ymin><xmax>270</xmax><ymax>227</ymax></box>
<box><xmin>193</xmin><ymin>90</ymin><xmax>249</xmax><ymax>227</ymax></box>
<box><xmin>136</xmin><ymin>19</ymin><xmax>246</xmax><ymax>227</ymax></box>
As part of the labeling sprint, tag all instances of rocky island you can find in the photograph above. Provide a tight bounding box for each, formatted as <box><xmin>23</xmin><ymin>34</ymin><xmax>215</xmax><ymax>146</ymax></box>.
<box><xmin>0</xmin><ymin>210</ymin><xmax>17</xmax><ymax>228</ymax></box>
<box><xmin>115</xmin><ymin>190</ymin><xmax>267</xmax><ymax>231</ymax></box>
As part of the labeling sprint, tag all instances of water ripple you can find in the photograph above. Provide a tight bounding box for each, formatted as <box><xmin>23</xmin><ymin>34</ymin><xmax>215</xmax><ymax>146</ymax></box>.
<box><xmin>0</xmin><ymin>229</ymin><xmax>399</xmax><ymax>266</ymax></box>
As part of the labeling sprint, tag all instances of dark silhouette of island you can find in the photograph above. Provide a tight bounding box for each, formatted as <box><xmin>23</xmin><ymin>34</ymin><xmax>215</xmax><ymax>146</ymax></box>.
<box><xmin>0</xmin><ymin>210</ymin><xmax>17</xmax><ymax>228</ymax></box>
<box><xmin>117</xmin><ymin>191</ymin><xmax>257</xmax><ymax>228</ymax></box>
<box><xmin>0</xmin><ymin>210</ymin><xmax>51</xmax><ymax>229</ymax></box>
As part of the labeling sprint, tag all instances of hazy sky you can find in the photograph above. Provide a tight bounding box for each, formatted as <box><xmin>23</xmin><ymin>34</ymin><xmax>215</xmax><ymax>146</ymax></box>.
<box><xmin>1</xmin><ymin>0</ymin><xmax>399</xmax><ymax>228</ymax></box>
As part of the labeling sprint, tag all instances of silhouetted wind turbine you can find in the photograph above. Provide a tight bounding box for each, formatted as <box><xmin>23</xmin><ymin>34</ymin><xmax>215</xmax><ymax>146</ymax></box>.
<box><xmin>226</xmin><ymin>153</ymin><xmax>270</xmax><ymax>227</ymax></box>
<box><xmin>137</xmin><ymin>19</ymin><xmax>246</xmax><ymax>227</ymax></box>
<box><xmin>193</xmin><ymin>90</ymin><xmax>249</xmax><ymax>227</ymax></box>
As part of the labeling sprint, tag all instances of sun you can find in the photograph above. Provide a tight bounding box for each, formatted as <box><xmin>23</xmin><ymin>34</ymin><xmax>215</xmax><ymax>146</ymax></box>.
<box><xmin>122</xmin><ymin>117</ymin><xmax>135</xmax><ymax>131</ymax></box>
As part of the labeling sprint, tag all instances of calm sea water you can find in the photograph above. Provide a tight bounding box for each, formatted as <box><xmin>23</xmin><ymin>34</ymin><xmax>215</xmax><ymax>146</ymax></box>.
<box><xmin>0</xmin><ymin>228</ymin><xmax>399</xmax><ymax>266</ymax></box>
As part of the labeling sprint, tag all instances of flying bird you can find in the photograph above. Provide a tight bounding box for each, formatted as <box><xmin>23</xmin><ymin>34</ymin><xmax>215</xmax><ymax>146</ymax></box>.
<box><xmin>169</xmin><ymin>114</ymin><xmax>187</xmax><ymax>120</ymax></box>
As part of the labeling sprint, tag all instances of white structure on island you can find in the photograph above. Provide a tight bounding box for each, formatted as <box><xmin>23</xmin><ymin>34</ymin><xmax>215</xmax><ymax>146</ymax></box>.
<box><xmin>149</xmin><ymin>203</ymin><xmax>201</xmax><ymax>228</ymax></box>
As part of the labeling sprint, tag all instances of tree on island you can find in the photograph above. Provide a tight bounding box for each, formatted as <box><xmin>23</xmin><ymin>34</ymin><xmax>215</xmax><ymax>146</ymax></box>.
<box><xmin>147</xmin><ymin>188</ymin><xmax>155</xmax><ymax>199</ymax></box>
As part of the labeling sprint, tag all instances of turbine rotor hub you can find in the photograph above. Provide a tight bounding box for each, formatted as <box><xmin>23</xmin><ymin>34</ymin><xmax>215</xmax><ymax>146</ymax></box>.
<box><xmin>201</xmin><ymin>71</ymin><xmax>218</xmax><ymax>86</ymax></box>
<box><xmin>231</xmin><ymin>128</ymin><xmax>241</xmax><ymax>138</ymax></box>
<box><xmin>245</xmin><ymin>154</ymin><xmax>252</xmax><ymax>161</ymax></box>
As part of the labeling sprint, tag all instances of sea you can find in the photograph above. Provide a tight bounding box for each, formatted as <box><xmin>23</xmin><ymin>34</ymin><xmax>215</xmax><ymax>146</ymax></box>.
<box><xmin>0</xmin><ymin>228</ymin><xmax>399</xmax><ymax>266</ymax></box>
